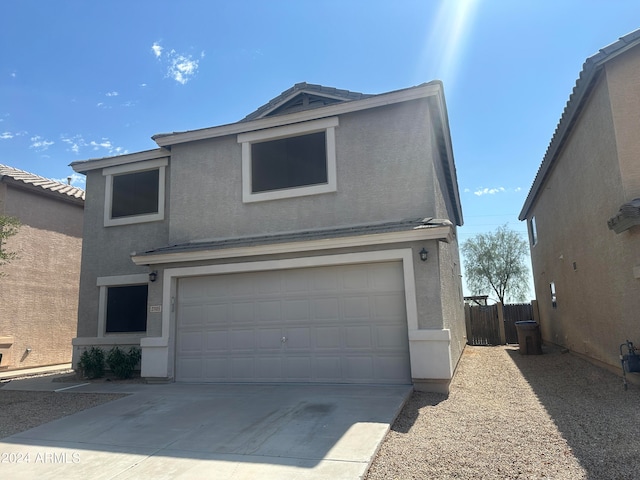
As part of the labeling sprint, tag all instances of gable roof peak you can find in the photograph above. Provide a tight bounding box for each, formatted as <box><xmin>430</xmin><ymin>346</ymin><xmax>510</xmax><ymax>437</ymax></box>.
<box><xmin>241</xmin><ymin>82</ymin><xmax>374</xmax><ymax>122</ymax></box>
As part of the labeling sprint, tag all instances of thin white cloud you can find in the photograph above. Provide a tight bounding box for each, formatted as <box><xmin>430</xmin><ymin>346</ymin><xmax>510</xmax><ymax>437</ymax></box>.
<box><xmin>1</xmin><ymin>132</ymin><xmax>13</xmax><ymax>139</ymax></box>
<box><xmin>151</xmin><ymin>42</ymin><xmax>203</xmax><ymax>85</ymax></box>
<box><xmin>474</xmin><ymin>187</ymin><xmax>506</xmax><ymax>196</ymax></box>
<box><xmin>151</xmin><ymin>42</ymin><xmax>163</xmax><ymax>58</ymax></box>
<box><xmin>515</xmin><ymin>187</ymin><xmax>522</xmax><ymax>192</ymax></box>
<box><xmin>61</xmin><ymin>134</ymin><xmax>128</xmax><ymax>156</ymax></box>
<box><xmin>105</xmin><ymin>91</ymin><xmax>119</xmax><ymax>97</ymax></box>
<box><xmin>30</xmin><ymin>135</ymin><xmax>54</xmax><ymax>151</ymax></box>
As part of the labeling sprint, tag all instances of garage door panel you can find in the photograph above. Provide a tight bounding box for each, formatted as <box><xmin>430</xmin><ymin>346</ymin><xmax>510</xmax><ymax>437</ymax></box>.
<box><xmin>312</xmin><ymin>297</ymin><xmax>340</xmax><ymax>321</ymax></box>
<box><xmin>258</xmin><ymin>328</ymin><xmax>283</xmax><ymax>349</ymax></box>
<box><xmin>231</xmin><ymin>302</ymin><xmax>254</xmax><ymax>323</ymax></box>
<box><xmin>346</xmin><ymin>326</ymin><xmax>373</xmax><ymax>348</ymax></box>
<box><xmin>179</xmin><ymin>331</ymin><xmax>202</xmax><ymax>352</ymax></box>
<box><xmin>231</xmin><ymin>357</ymin><xmax>255</xmax><ymax>378</ymax></box>
<box><xmin>376</xmin><ymin>325</ymin><xmax>409</xmax><ymax>349</ymax></box>
<box><xmin>283</xmin><ymin>299</ymin><xmax>310</xmax><ymax>322</ymax></box>
<box><xmin>256</xmin><ymin>300</ymin><xmax>282</xmax><ymax>322</ymax></box>
<box><xmin>203</xmin><ymin>358</ymin><xmax>228</xmax><ymax>380</ymax></box>
<box><xmin>176</xmin><ymin>262</ymin><xmax>410</xmax><ymax>384</ymax></box>
<box><xmin>315</xmin><ymin>326</ymin><xmax>342</xmax><ymax>349</ymax></box>
<box><xmin>256</xmin><ymin>357</ymin><xmax>282</xmax><ymax>380</ymax></box>
<box><xmin>342</xmin><ymin>296</ymin><xmax>371</xmax><ymax>319</ymax></box>
<box><xmin>375</xmin><ymin>356</ymin><xmax>410</xmax><ymax>380</ymax></box>
<box><xmin>231</xmin><ymin>330</ymin><xmax>255</xmax><ymax>350</ymax></box>
<box><xmin>285</xmin><ymin>356</ymin><xmax>311</xmax><ymax>379</ymax></box>
<box><xmin>345</xmin><ymin>356</ymin><xmax>374</xmax><ymax>380</ymax></box>
<box><xmin>205</xmin><ymin>331</ymin><xmax>229</xmax><ymax>351</ymax></box>
<box><xmin>286</xmin><ymin>327</ymin><xmax>311</xmax><ymax>348</ymax></box>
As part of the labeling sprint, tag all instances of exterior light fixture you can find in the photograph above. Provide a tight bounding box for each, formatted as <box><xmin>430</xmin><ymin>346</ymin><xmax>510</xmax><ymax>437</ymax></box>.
<box><xmin>149</xmin><ymin>270</ymin><xmax>158</xmax><ymax>282</ymax></box>
<box><xmin>419</xmin><ymin>248</ymin><xmax>429</xmax><ymax>262</ymax></box>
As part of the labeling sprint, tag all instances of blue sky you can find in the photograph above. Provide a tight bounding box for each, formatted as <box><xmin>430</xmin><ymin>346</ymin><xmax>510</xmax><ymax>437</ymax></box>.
<box><xmin>2</xmin><ymin>1</ymin><xmax>640</xmax><ymax>298</ymax></box>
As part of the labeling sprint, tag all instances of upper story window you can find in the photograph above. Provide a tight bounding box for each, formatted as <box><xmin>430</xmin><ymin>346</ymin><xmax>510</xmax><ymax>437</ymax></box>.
<box><xmin>103</xmin><ymin>158</ymin><xmax>167</xmax><ymax>226</ymax></box>
<box><xmin>529</xmin><ymin>216</ymin><xmax>538</xmax><ymax>246</ymax></box>
<box><xmin>238</xmin><ymin>117</ymin><xmax>338</xmax><ymax>203</ymax></box>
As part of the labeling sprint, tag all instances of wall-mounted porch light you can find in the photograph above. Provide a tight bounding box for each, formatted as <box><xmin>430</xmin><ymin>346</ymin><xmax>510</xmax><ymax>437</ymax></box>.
<box><xmin>149</xmin><ymin>270</ymin><xmax>158</xmax><ymax>282</ymax></box>
<box><xmin>419</xmin><ymin>248</ymin><xmax>429</xmax><ymax>262</ymax></box>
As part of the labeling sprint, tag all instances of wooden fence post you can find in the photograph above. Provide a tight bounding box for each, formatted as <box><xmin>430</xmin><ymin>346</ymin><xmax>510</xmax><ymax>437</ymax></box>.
<box><xmin>464</xmin><ymin>303</ymin><xmax>471</xmax><ymax>345</ymax></box>
<box><xmin>497</xmin><ymin>302</ymin><xmax>506</xmax><ymax>345</ymax></box>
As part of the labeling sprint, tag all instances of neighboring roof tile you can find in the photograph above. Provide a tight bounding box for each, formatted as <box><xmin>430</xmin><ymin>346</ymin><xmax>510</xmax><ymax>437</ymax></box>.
<box><xmin>520</xmin><ymin>28</ymin><xmax>640</xmax><ymax>220</ymax></box>
<box><xmin>0</xmin><ymin>164</ymin><xmax>85</xmax><ymax>203</ymax></box>
<box><xmin>241</xmin><ymin>82</ymin><xmax>374</xmax><ymax>122</ymax></box>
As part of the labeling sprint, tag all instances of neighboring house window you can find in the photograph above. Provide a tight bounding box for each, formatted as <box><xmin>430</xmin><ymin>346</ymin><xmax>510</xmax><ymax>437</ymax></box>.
<box><xmin>97</xmin><ymin>274</ymin><xmax>149</xmax><ymax>336</ymax></box>
<box><xmin>103</xmin><ymin>158</ymin><xmax>167</xmax><ymax>226</ymax></box>
<box><xmin>529</xmin><ymin>216</ymin><xmax>538</xmax><ymax>246</ymax></box>
<box><xmin>238</xmin><ymin>117</ymin><xmax>338</xmax><ymax>203</ymax></box>
<box><xmin>550</xmin><ymin>281</ymin><xmax>557</xmax><ymax>309</ymax></box>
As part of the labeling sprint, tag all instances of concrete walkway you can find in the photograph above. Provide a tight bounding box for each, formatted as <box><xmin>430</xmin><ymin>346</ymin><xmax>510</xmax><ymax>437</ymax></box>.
<box><xmin>0</xmin><ymin>377</ymin><xmax>411</xmax><ymax>479</ymax></box>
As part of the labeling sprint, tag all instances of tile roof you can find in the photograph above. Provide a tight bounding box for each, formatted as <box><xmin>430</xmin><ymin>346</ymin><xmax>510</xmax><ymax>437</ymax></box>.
<box><xmin>241</xmin><ymin>82</ymin><xmax>374</xmax><ymax>122</ymax></box>
<box><xmin>519</xmin><ymin>28</ymin><xmax>640</xmax><ymax>220</ymax></box>
<box><xmin>135</xmin><ymin>217</ymin><xmax>453</xmax><ymax>258</ymax></box>
<box><xmin>0</xmin><ymin>164</ymin><xmax>85</xmax><ymax>203</ymax></box>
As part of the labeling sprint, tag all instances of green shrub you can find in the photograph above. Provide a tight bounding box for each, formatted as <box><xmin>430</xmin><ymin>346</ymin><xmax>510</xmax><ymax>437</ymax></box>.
<box><xmin>106</xmin><ymin>346</ymin><xmax>141</xmax><ymax>379</ymax></box>
<box><xmin>78</xmin><ymin>347</ymin><xmax>105</xmax><ymax>379</ymax></box>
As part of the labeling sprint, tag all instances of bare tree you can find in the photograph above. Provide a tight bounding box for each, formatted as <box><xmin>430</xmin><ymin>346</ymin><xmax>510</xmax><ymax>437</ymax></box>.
<box><xmin>462</xmin><ymin>224</ymin><xmax>529</xmax><ymax>304</ymax></box>
<box><xmin>0</xmin><ymin>215</ymin><xmax>21</xmax><ymax>276</ymax></box>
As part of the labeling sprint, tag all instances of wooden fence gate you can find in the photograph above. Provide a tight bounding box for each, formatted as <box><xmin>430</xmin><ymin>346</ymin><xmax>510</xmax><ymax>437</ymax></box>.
<box><xmin>465</xmin><ymin>302</ymin><xmax>537</xmax><ymax>346</ymax></box>
<box><xmin>465</xmin><ymin>304</ymin><xmax>501</xmax><ymax>346</ymax></box>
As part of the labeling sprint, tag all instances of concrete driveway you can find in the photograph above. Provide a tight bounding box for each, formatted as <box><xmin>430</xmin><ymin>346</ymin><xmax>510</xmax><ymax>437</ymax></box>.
<box><xmin>0</xmin><ymin>378</ymin><xmax>411</xmax><ymax>479</ymax></box>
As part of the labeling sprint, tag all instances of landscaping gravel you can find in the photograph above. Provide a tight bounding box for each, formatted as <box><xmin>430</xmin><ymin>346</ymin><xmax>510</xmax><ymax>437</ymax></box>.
<box><xmin>366</xmin><ymin>345</ymin><xmax>640</xmax><ymax>480</ymax></box>
<box><xmin>0</xmin><ymin>373</ymin><xmax>125</xmax><ymax>439</ymax></box>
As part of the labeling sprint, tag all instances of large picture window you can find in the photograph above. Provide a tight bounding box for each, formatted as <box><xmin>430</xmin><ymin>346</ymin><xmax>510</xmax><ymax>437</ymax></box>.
<box><xmin>105</xmin><ymin>285</ymin><xmax>148</xmax><ymax>333</ymax></box>
<box><xmin>251</xmin><ymin>131</ymin><xmax>327</xmax><ymax>193</ymax></box>
<box><xmin>238</xmin><ymin>117</ymin><xmax>338</xmax><ymax>203</ymax></box>
<box><xmin>103</xmin><ymin>158</ymin><xmax>167</xmax><ymax>226</ymax></box>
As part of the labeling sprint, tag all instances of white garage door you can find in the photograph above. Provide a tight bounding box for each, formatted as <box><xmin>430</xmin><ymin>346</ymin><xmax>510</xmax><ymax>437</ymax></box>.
<box><xmin>176</xmin><ymin>261</ymin><xmax>411</xmax><ymax>384</ymax></box>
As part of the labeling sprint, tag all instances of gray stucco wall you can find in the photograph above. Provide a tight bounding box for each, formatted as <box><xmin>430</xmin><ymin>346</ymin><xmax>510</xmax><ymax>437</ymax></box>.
<box><xmin>527</xmin><ymin>66</ymin><xmax>640</xmax><ymax>370</ymax></box>
<box><xmin>76</xmin><ymin>166</ymin><xmax>170</xmax><ymax>338</ymax></box>
<box><xmin>168</xmin><ymin>100</ymin><xmax>436</xmax><ymax>244</ymax></box>
<box><xmin>0</xmin><ymin>185</ymin><xmax>83</xmax><ymax>369</ymax></box>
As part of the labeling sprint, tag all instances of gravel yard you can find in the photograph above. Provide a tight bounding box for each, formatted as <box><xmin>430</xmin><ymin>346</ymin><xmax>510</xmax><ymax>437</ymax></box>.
<box><xmin>0</xmin><ymin>374</ymin><xmax>126</xmax><ymax>439</ymax></box>
<box><xmin>1</xmin><ymin>347</ymin><xmax>639</xmax><ymax>479</ymax></box>
<box><xmin>367</xmin><ymin>345</ymin><xmax>640</xmax><ymax>480</ymax></box>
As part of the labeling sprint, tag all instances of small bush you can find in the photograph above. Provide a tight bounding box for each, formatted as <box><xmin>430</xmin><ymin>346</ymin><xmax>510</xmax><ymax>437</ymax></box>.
<box><xmin>106</xmin><ymin>346</ymin><xmax>141</xmax><ymax>379</ymax></box>
<box><xmin>78</xmin><ymin>347</ymin><xmax>105</xmax><ymax>379</ymax></box>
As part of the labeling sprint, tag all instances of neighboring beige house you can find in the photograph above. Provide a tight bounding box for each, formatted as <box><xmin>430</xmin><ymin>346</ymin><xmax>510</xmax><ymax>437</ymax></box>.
<box><xmin>71</xmin><ymin>82</ymin><xmax>466</xmax><ymax>393</ymax></box>
<box><xmin>519</xmin><ymin>30</ymin><xmax>640</xmax><ymax>378</ymax></box>
<box><xmin>0</xmin><ymin>165</ymin><xmax>84</xmax><ymax>371</ymax></box>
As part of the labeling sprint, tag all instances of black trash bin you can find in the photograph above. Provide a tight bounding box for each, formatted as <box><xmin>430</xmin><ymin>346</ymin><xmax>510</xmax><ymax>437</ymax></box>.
<box><xmin>515</xmin><ymin>321</ymin><xmax>542</xmax><ymax>355</ymax></box>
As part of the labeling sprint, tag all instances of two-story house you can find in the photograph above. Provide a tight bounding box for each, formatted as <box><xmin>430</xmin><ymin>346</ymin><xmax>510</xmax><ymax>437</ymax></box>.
<box><xmin>519</xmin><ymin>30</ymin><xmax>640</xmax><ymax>379</ymax></box>
<box><xmin>71</xmin><ymin>82</ymin><xmax>465</xmax><ymax>393</ymax></box>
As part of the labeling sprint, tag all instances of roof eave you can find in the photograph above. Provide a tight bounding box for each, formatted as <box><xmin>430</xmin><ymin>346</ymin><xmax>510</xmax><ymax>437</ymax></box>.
<box><xmin>519</xmin><ymin>29</ymin><xmax>640</xmax><ymax>221</ymax></box>
<box><xmin>152</xmin><ymin>83</ymin><xmax>443</xmax><ymax>148</ymax></box>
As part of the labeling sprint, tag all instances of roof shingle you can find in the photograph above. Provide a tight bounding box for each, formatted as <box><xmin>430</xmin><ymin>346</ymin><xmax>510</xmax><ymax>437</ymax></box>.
<box><xmin>0</xmin><ymin>164</ymin><xmax>85</xmax><ymax>202</ymax></box>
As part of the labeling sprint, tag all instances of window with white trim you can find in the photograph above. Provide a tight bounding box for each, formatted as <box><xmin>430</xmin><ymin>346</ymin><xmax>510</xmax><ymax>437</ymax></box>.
<box><xmin>238</xmin><ymin>117</ymin><xmax>338</xmax><ymax>203</ymax></box>
<box><xmin>103</xmin><ymin>158</ymin><xmax>167</xmax><ymax>226</ymax></box>
<box><xmin>97</xmin><ymin>274</ymin><xmax>149</xmax><ymax>335</ymax></box>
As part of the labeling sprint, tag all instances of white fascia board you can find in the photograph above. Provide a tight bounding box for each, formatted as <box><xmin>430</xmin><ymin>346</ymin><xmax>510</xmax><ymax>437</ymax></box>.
<box><xmin>153</xmin><ymin>83</ymin><xmax>441</xmax><ymax>147</ymax></box>
<box><xmin>70</xmin><ymin>148</ymin><xmax>170</xmax><ymax>174</ymax></box>
<box><xmin>131</xmin><ymin>225</ymin><xmax>453</xmax><ymax>266</ymax></box>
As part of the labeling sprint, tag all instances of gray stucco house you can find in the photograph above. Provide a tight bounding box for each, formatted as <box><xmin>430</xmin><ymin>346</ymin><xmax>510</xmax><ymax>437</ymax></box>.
<box><xmin>71</xmin><ymin>82</ymin><xmax>465</xmax><ymax>393</ymax></box>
